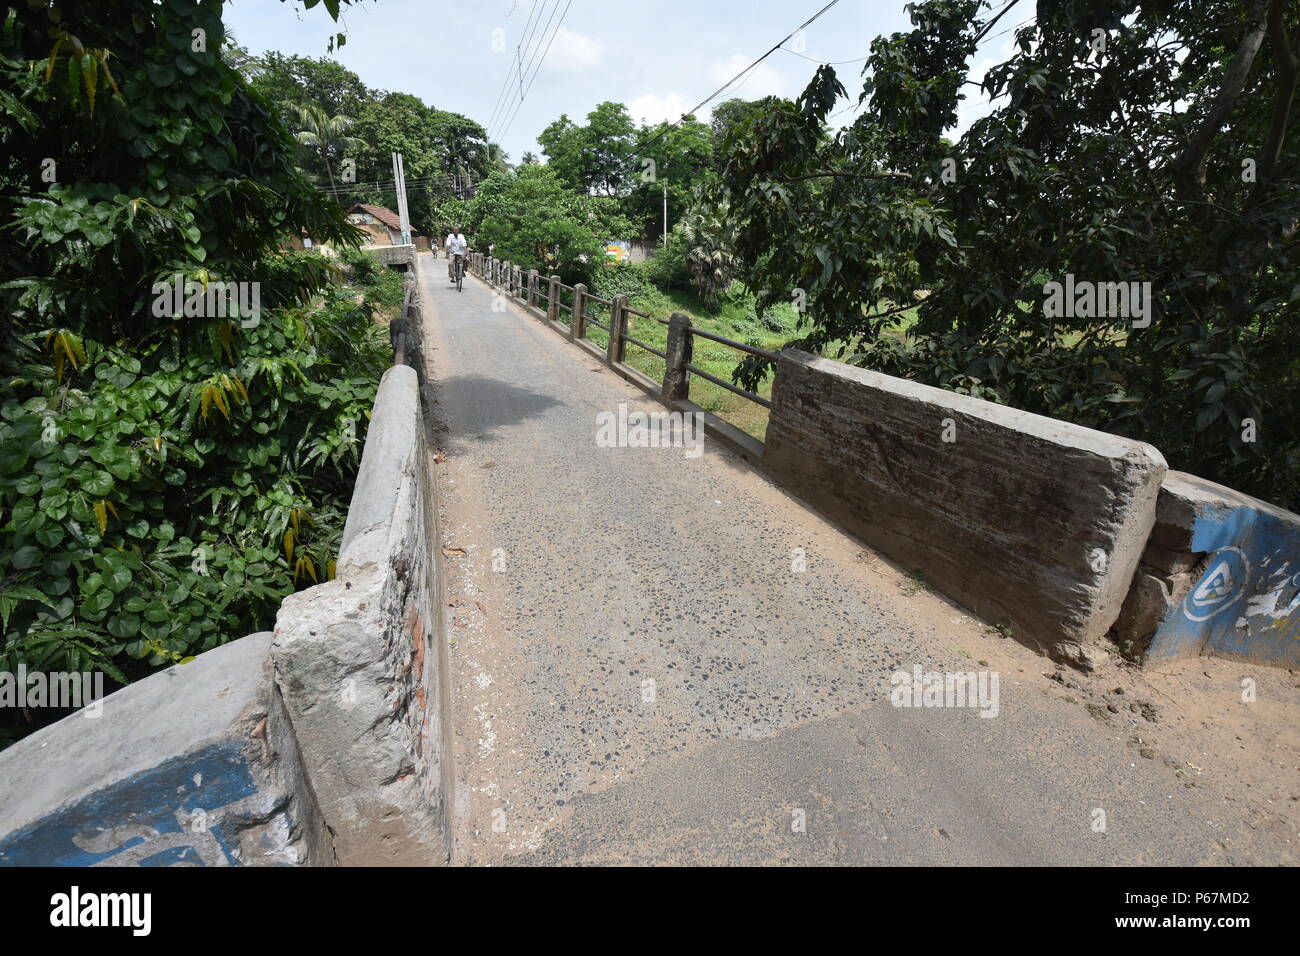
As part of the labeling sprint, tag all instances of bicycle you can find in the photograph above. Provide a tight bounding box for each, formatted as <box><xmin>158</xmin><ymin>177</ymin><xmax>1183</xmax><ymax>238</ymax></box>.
<box><xmin>452</xmin><ymin>252</ymin><xmax>465</xmax><ymax>292</ymax></box>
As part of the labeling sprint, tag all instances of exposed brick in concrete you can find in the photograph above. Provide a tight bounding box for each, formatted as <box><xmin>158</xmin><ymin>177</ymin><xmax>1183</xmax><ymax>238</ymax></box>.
<box><xmin>1112</xmin><ymin>471</ymin><xmax>1300</xmax><ymax>668</ymax></box>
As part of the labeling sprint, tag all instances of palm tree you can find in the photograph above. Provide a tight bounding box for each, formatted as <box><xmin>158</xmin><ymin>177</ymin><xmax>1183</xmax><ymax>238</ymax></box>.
<box><xmin>681</xmin><ymin>201</ymin><xmax>737</xmax><ymax>303</ymax></box>
<box><xmin>219</xmin><ymin>29</ymin><xmax>261</xmax><ymax>81</ymax></box>
<box><xmin>485</xmin><ymin>142</ymin><xmax>511</xmax><ymax>174</ymax></box>
<box><xmin>293</xmin><ymin>104</ymin><xmax>363</xmax><ymax>192</ymax></box>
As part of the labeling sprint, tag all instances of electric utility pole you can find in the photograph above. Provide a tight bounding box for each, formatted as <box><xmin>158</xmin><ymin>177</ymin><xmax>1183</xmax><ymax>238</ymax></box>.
<box><xmin>392</xmin><ymin>151</ymin><xmax>411</xmax><ymax>245</ymax></box>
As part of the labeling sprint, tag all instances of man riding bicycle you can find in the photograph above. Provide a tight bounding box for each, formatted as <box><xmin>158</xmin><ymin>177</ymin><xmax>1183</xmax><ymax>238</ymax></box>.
<box><xmin>445</xmin><ymin>225</ymin><xmax>468</xmax><ymax>285</ymax></box>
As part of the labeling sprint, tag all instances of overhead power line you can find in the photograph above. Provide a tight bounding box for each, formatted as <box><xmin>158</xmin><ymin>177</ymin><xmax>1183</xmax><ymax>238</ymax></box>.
<box><xmin>777</xmin><ymin>48</ymin><xmax>868</xmax><ymax>66</ymax></box>
<box><xmin>639</xmin><ymin>0</ymin><xmax>844</xmax><ymax>151</ymax></box>
<box><xmin>492</xmin><ymin>0</ymin><xmax>574</xmax><ymax>144</ymax></box>
<box><xmin>484</xmin><ymin>0</ymin><xmax>552</xmax><ymax>138</ymax></box>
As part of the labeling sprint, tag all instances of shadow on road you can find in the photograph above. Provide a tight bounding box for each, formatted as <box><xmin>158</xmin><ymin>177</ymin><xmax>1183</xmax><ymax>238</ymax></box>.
<box><xmin>426</xmin><ymin>373</ymin><xmax>566</xmax><ymax>455</ymax></box>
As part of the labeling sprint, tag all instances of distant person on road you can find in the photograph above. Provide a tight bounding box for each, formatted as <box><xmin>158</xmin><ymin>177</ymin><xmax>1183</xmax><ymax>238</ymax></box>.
<box><xmin>446</xmin><ymin>226</ymin><xmax>468</xmax><ymax>284</ymax></box>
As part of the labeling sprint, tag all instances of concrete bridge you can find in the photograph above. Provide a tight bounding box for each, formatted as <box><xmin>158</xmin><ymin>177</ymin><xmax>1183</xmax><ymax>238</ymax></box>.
<box><xmin>418</xmin><ymin>254</ymin><xmax>1300</xmax><ymax>865</ymax></box>
<box><xmin>2</xmin><ymin>252</ymin><xmax>1297</xmax><ymax>866</ymax></box>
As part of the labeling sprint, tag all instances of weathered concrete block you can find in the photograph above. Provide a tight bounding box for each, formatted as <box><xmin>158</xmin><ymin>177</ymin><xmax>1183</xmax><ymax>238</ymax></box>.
<box><xmin>1141</xmin><ymin>472</ymin><xmax>1300</xmax><ymax>668</ymax></box>
<box><xmin>272</xmin><ymin>365</ymin><xmax>451</xmax><ymax>865</ymax></box>
<box><xmin>764</xmin><ymin>351</ymin><xmax>1167</xmax><ymax>662</ymax></box>
<box><xmin>1114</xmin><ymin>571</ymin><xmax>1175</xmax><ymax>650</ymax></box>
<box><xmin>0</xmin><ymin>634</ymin><xmax>330</xmax><ymax>866</ymax></box>
<box><xmin>662</xmin><ymin>312</ymin><xmax>692</xmax><ymax>403</ymax></box>
<box><xmin>372</xmin><ymin>243</ymin><xmax>415</xmax><ymax>268</ymax></box>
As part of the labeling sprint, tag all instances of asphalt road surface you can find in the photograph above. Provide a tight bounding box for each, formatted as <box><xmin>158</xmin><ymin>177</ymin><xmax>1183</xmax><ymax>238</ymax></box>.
<box><xmin>417</xmin><ymin>254</ymin><xmax>1290</xmax><ymax>866</ymax></box>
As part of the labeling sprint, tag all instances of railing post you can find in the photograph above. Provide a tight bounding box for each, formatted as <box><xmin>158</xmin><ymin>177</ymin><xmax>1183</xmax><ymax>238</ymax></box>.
<box><xmin>547</xmin><ymin>274</ymin><xmax>560</xmax><ymax>324</ymax></box>
<box><xmin>607</xmin><ymin>294</ymin><xmax>628</xmax><ymax>365</ymax></box>
<box><xmin>528</xmin><ymin>269</ymin><xmax>539</xmax><ymax>307</ymax></box>
<box><xmin>570</xmin><ymin>283</ymin><xmax>586</xmax><ymax>341</ymax></box>
<box><xmin>662</xmin><ymin>311</ymin><xmax>693</xmax><ymax>403</ymax></box>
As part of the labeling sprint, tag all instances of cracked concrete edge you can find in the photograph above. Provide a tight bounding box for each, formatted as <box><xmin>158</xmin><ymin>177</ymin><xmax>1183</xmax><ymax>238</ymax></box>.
<box><xmin>271</xmin><ymin>362</ymin><xmax>452</xmax><ymax>866</ymax></box>
<box><xmin>0</xmin><ymin>632</ymin><xmax>331</xmax><ymax>866</ymax></box>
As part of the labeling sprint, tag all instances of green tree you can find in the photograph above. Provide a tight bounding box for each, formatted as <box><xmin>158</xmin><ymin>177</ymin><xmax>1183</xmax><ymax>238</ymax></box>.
<box><xmin>709</xmin><ymin>97</ymin><xmax>772</xmax><ymax>174</ymax></box>
<box><xmin>432</xmin><ymin>111</ymin><xmax>491</xmax><ymax>194</ymax></box>
<box><xmin>249</xmin><ymin>51</ymin><xmax>371</xmax><ymax>125</ymax></box>
<box><xmin>484</xmin><ymin>141</ymin><xmax>511</xmax><ymax>175</ymax></box>
<box><xmin>538</xmin><ymin>101</ymin><xmax>638</xmax><ymax>197</ymax></box>
<box><xmin>0</xmin><ymin>0</ymin><xmax>376</xmax><ymax>739</ymax></box>
<box><xmin>626</xmin><ymin>116</ymin><xmax>713</xmax><ymax>241</ymax></box>
<box><xmin>716</xmin><ymin>0</ymin><xmax>1300</xmax><ymax>509</ymax></box>
<box><xmin>348</xmin><ymin>91</ymin><xmax>449</xmax><ymax>232</ymax></box>
<box><xmin>294</xmin><ymin>104</ymin><xmax>363</xmax><ymax>191</ymax></box>
<box><xmin>469</xmin><ymin>165</ymin><xmax>632</xmax><ymax>282</ymax></box>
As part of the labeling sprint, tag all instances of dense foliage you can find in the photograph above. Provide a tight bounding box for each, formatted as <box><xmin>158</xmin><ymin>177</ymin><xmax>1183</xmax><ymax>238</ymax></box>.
<box><xmin>0</xmin><ymin>0</ymin><xmax>385</xmax><ymax>743</ymax></box>
<box><xmin>246</xmin><ymin>54</ymin><xmax>499</xmax><ymax>237</ymax></box>
<box><xmin>463</xmin><ymin>165</ymin><xmax>634</xmax><ymax>284</ymax></box>
<box><xmin>539</xmin><ymin>100</ymin><xmax>720</xmax><ymax>243</ymax></box>
<box><xmin>713</xmin><ymin>0</ymin><xmax>1300</xmax><ymax>509</ymax></box>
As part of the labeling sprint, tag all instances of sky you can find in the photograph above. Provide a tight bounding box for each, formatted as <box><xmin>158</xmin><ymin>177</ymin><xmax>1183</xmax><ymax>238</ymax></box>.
<box><xmin>224</xmin><ymin>0</ymin><xmax>1031</xmax><ymax>162</ymax></box>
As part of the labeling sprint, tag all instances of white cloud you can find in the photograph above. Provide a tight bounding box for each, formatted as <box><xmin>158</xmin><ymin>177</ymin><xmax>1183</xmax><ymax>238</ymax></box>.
<box><xmin>626</xmin><ymin>53</ymin><xmax>792</xmax><ymax>129</ymax></box>
<box><xmin>707</xmin><ymin>53</ymin><xmax>789</xmax><ymax>101</ymax></box>
<box><xmin>626</xmin><ymin>92</ymin><xmax>699</xmax><ymax>126</ymax></box>
<box><xmin>546</xmin><ymin>26</ymin><xmax>606</xmax><ymax>71</ymax></box>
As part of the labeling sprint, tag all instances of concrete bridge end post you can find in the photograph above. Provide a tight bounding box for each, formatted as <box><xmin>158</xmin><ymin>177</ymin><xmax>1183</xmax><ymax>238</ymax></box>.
<box><xmin>529</xmin><ymin>269</ymin><xmax>539</xmax><ymax>307</ymax></box>
<box><xmin>607</xmin><ymin>294</ymin><xmax>628</xmax><ymax>366</ymax></box>
<box><xmin>571</xmin><ymin>283</ymin><xmax>586</xmax><ymax>341</ymax></box>
<box><xmin>662</xmin><ymin>311</ymin><xmax>693</xmax><ymax>403</ymax></box>
<box><xmin>547</xmin><ymin>275</ymin><xmax>561</xmax><ymax>324</ymax></box>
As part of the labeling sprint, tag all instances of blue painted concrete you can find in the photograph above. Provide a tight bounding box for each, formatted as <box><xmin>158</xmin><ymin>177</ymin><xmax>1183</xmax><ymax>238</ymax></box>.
<box><xmin>0</xmin><ymin>741</ymin><xmax>264</xmax><ymax>867</ymax></box>
<box><xmin>1147</xmin><ymin>500</ymin><xmax>1300</xmax><ymax>667</ymax></box>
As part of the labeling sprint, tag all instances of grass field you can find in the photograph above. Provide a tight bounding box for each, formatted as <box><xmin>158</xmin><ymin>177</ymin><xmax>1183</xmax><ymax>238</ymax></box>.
<box><xmin>571</xmin><ymin>283</ymin><xmax>792</xmax><ymax>441</ymax></box>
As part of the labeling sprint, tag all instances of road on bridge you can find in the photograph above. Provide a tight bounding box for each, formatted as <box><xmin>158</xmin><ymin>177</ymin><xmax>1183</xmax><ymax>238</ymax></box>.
<box><xmin>416</xmin><ymin>254</ymin><xmax>1297</xmax><ymax>866</ymax></box>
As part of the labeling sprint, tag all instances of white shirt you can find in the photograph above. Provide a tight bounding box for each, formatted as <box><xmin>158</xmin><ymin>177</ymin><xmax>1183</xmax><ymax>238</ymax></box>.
<box><xmin>446</xmin><ymin>233</ymin><xmax>467</xmax><ymax>256</ymax></box>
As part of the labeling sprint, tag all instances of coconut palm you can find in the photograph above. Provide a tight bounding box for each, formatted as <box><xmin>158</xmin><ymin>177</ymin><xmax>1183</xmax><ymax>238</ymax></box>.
<box><xmin>293</xmin><ymin>104</ymin><xmax>364</xmax><ymax>192</ymax></box>
<box><xmin>485</xmin><ymin>142</ymin><xmax>511</xmax><ymax>174</ymax></box>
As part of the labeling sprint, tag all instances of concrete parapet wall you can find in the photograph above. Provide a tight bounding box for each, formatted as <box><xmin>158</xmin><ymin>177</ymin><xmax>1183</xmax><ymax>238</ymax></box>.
<box><xmin>271</xmin><ymin>364</ymin><xmax>451</xmax><ymax>865</ymax></box>
<box><xmin>372</xmin><ymin>243</ymin><xmax>415</xmax><ymax>268</ymax></box>
<box><xmin>1113</xmin><ymin>471</ymin><xmax>1300</xmax><ymax>668</ymax></box>
<box><xmin>763</xmin><ymin>350</ymin><xmax>1167</xmax><ymax>663</ymax></box>
<box><xmin>0</xmin><ymin>349</ymin><xmax>448</xmax><ymax>865</ymax></box>
<box><xmin>0</xmin><ymin>633</ymin><xmax>331</xmax><ymax>866</ymax></box>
